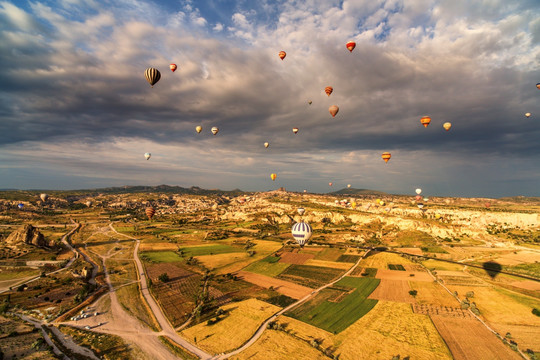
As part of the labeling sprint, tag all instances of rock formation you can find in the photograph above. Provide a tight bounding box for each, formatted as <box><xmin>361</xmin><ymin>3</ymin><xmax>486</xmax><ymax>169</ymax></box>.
<box><xmin>5</xmin><ymin>225</ymin><xmax>51</xmax><ymax>247</ymax></box>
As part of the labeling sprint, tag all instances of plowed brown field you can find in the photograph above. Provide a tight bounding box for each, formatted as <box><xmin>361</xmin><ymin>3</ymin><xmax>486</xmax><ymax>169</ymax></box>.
<box><xmin>237</xmin><ymin>271</ymin><xmax>312</xmax><ymax>299</ymax></box>
<box><xmin>376</xmin><ymin>269</ymin><xmax>433</xmax><ymax>282</ymax></box>
<box><xmin>368</xmin><ymin>279</ymin><xmax>414</xmax><ymax>303</ymax></box>
<box><xmin>278</xmin><ymin>251</ymin><xmax>314</xmax><ymax>265</ymax></box>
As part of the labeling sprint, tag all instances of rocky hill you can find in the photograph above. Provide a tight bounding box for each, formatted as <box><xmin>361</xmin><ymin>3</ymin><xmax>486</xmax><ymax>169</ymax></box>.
<box><xmin>5</xmin><ymin>225</ymin><xmax>52</xmax><ymax>247</ymax></box>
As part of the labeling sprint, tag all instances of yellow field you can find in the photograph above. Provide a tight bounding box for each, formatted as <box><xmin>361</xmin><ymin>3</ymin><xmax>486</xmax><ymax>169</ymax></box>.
<box><xmin>278</xmin><ymin>301</ymin><xmax>452</xmax><ymax>360</ymax></box>
<box><xmin>422</xmin><ymin>259</ymin><xmax>465</xmax><ymax>271</ymax></box>
<box><xmin>303</xmin><ymin>259</ymin><xmax>352</xmax><ymax>270</ymax></box>
<box><xmin>180</xmin><ymin>298</ymin><xmax>281</xmax><ymax>354</ymax></box>
<box><xmin>230</xmin><ymin>329</ymin><xmax>327</xmax><ymax>360</ymax></box>
<box><xmin>409</xmin><ymin>281</ymin><xmax>459</xmax><ymax>307</ymax></box>
<box><xmin>139</xmin><ymin>242</ymin><xmax>179</xmax><ymax>252</ymax></box>
<box><xmin>360</xmin><ymin>251</ymin><xmax>414</xmax><ymax>269</ymax></box>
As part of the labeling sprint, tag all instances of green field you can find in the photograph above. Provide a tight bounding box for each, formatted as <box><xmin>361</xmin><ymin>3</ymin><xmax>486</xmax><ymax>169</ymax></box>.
<box><xmin>180</xmin><ymin>244</ymin><xmax>242</xmax><ymax>257</ymax></box>
<box><xmin>286</xmin><ymin>277</ymin><xmax>380</xmax><ymax>333</ymax></box>
<box><xmin>314</xmin><ymin>248</ymin><xmax>344</xmax><ymax>261</ymax></box>
<box><xmin>388</xmin><ymin>264</ymin><xmax>406</xmax><ymax>271</ymax></box>
<box><xmin>140</xmin><ymin>251</ymin><xmax>183</xmax><ymax>263</ymax></box>
<box><xmin>244</xmin><ymin>255</ymin><xmax>290</xmax><ymax>277</ymax></box>
<box><xmin>0</xmin><ymin>268</ymin><xmax>41</xmax><ymax>281</ymax></box>
<box><xmin>278</xmin><ymin>264</ymin><xmax>346</xmax><ymax>288</ymax></box>
<box><xmin>337</xmin><ymin>254</ymin><xmax>361</xmax><ymax>263</ymax></box>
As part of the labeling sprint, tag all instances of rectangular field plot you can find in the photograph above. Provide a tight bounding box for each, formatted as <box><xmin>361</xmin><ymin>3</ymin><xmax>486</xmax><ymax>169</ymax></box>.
<box><xmin>336</xmin><ymin>254</ymin><xmax>361</xmax><ymax>263</ymax></box>
<box><xmin>244</xmin><ymin>255</ymin><xmax>291</xmax><ymax>277</ymax></box>
<box><xmin>368</xmin><ymin>279</ymin><xmax>414</xmax><ymax>303</ymax></box>
<box><xmin>179</xmin><ymin>244</ymin><xmax>243</xmax><ymax>257</ymax></box>
<box><xmin>278</xmin><ymin>251</ymin><xmax>315</xmax><ymax>265</ymax></box>
<box><xmin>313</xmin><ymin>248</ymin><xmax>344</xmax><ymax>261</ymax></box>
<box><xmin>286</xmin><ymin>277</ymin><xmax>380</xmax><ymax>333</ymax></box>
<box><xmin>278</xmin><ymin>264</ymin><xmax>345</xmax><ymax>288</ymax></box>
<box><xmin>140</xmin><ymin>251</ymin><xmax>183</xmax><ymax>263</ymax></box>
<box><xmin>388</xmin><ymin>264</ymin><xmax>406</xmax><ymax>271</ymax></box>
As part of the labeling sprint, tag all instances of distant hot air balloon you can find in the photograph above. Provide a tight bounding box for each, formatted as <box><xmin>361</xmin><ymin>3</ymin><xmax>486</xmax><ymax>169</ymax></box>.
<box><xmin>278</xmin><ymin>51</ymin><xmax>286</xmax><ymax>60</ymax></box>
<box><xmin>271</xmin><ymin>173</ymin><xmax>277</xmax><ymax>181</ymax></box>
<box><xmin>536</xmin><ymin>83</ymin><xmax>540</xmax><ymax>90</ymax></box>
<box><xmin>485</xmin><ymin>202</ymin><xmax>491</xmax><ymax>208</ymax></box>
<box><xmin>170</xmin><ymin>64</ymin><xmax>177</xmax><ymax>72</ymax></box>
<box><xmin>145</xmin><ymin>207</ymin><xmax>156</xmax><ymax>220</ymax></box>
<box><xmin>144</xmin><ymin>68</ymin><xmax>161</xmax><ymax>87</ymax></box>
<box><xmin>297</xmin><ymin>207</ymin><xmax>305</xmax><ymax>216</ymax></box>
<box><xmin>417</xmin><ymin>203</ymin><xmax>424</xmax><ymax>209</ymax></box>
<box><xmin>421</xmin><ymin>116</ymin><xmax>431</xmax><ymax>128</ymax></box>
<box><xmin>292</xmin><ymin>127</ymin><xmax>299</xmax><ymax>134</ymax></box>
<box><xmin>325</xmin><ymin>86</ymin><xmax>333</xmax><ymax>96</ymax></box>
<box><xmin>40</xmin><ymin>194</ymin><xmax>48</xmax><ymax>202</ymax></box>
<box><xmin>525</xmin><ymin>112</ymin><xmax>531</xmax><ymax>118</ymax></box>
<box><xmin>17</xmin><ymin>203</ymin><xmax>24</xmax><ymax>209</ymax></box>
<box><xmin>196</xmin><ymin>126</ymin><xmax>202</xmax><ymax>133</ymax></box>
<box><xmin>382</xmin><ymin>152</ymin><xmax>391</xmax><ymax>163</ymax></box>
<box><xmin>415</xmin><ymin>195</ymin><xmax>422</xmax><ymax>201</ymax></box>
<box><xmin>443</xmin><ymin>122</ymin><xmax>452</xmax><ymax>131</ymax></box>
<box><xmin>211</xmin><ymin>127</ymin><xmax>219</xmax><ymax>135</ymax></box>
<box><xmin>347</xmin><ymin>184</ymin><xmax>351</xmax><ymax>188</ymax></box>
<box><xmin>351</xmin><ymin>202</ymin><xmax>357</xmax><ymax>209</ymax></box>
<box><xmin>346</xmin><ymin>41</ymin><xmax>356</xmax><ymax>52</ymax></box>
<box><xmin>308</xmin><ymin>100</ymin><xmax>312</xmax><ymax>105</ymax></box>
<box><xmin>415</xmin><ymin>188</ymin><xmax>422</xmax><ymax>195</ymax></box>
<box><xmin>329</xmin><ymin>105</ymin><xmax>339</xmax><ymax>117</ymax></box>
<box><xmin>292</xmin><ymin>221</ymin><xmax>312</xmax><ymax>247</ymax></box>
<box><xmin>435</xmin><ymin>213</ymin><xmax>441</xmax><ymax>220</ymax></box>
<box><xmin>86</xmin><ymin>201</ymin><xmax>92</xmax><ymax>207</ymax></box>
<box><xmin>423</xmin><ymin>197</ymin><xmax>429</xmax><ymax>202</ymax></box>
<box><xmin>144</xmin><ymin>152</ymin><xmax>151</xmax><ymax>160</ymax></box>
<box><xmin>329</xmin><ymin>182</ymin><xmax>333</xmax><ymax>186</ymax></box>
<box><xmin>264</xmin><ymin>142</ymin><xmax>269</xmax><ymax>148</ymax></box>
<box><xmin>303</xmin><ymin>189</ymin><xmax>307</xmax><ymax>193</ymax></box>
<box><xmin>379</xmin><ymin>201</ymin><xmax>385</xmax><ymax>206</ymax></box>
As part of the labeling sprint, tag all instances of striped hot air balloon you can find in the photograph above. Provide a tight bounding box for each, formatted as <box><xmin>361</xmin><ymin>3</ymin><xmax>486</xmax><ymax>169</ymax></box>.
<box><xmin>292</xmin><ymin>221</ymin><xmax>312</xmax><ymax>247</ymax></box>
<box><xmin>144</xmin><ymin>68</ymin><xmax>161</xmax><ymax>87</ymax></box>
<box><xmin>382</xmin><ymin>152</ymin><xmax>391</xmax><ymax>163</ymax></box>
<box><xmin>279</xmin><ymin>51</ymin><xmax>286</xmax><ymax>60</ymax></box>
<box><xmin>420</xmin><ymin>116</ymin><xmax>431</xmax><ymax>128</ymax></box>
<box><xmin>292</xmin><ymin>127</ymin><xmax>299</xmax><ymax>134</ymax></box>
<box><xmin>145</xmin><ymin>207</ymin><xmax>156</xmax><ymax>220</ymax></box>
<box><xmin>325</xmin><ymin>86</ymin><xmax>333</xmax><ymax>96</ymax></box>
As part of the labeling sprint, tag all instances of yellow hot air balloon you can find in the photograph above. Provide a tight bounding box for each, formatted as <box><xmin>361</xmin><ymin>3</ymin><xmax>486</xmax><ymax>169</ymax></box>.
<box><xmin>421</xmin><ymin>116</ymin><xmax>431</xmax><ymax>127</ymax></box>
<box><xmin>435</xmin><ymin>213</ymin><xmax>441</xmax><ymax>220</ymax></box>
<box><xmin>196</xmin><ymin>126</ymin><xmax>202</xmax><ymax>133</ymax></box>
<box><xmin>325</xmin><ymin>86</ymin><xmax>333</xmax><ymax>96</ymax></box>
<box><xmin>292</xmin><ymin>127</ymin><xmax>299</xmax><ymax>134</ymax></box>
<box><xmin>329</xmin><ymin>105</ymin><xmax>339</xmax><ymax>117</ymax></box>
<box><xmin>443</xmin><ymin>122</ymin><xmax>452</xmax><ymax>131</ymax></box>
<box><xmin>264</xmin><ymin>142</ymin><xmax>269</xmax><ymax>148</ymax></box>
<box><xmin>144</xmin><ymin>68</ymin><xmax>161</xmax><ymax>87</ymax></box>
<box><xmin>347</xmin><ymin>184</ymin><xmax>351</xmax><ymax>188</ymax></box>
<box><xmin>211</xmin><ymin>126</ymin><xmax>219</xmax><ymax>135</ymax></box>
<box><xmin>270</xmin><ymin>173</ymin><xmax>277</xmax><ymax>181</ymax></box>
<box><xmin>525</xmin><ymin>112</ymin><xmax>531</xmax><ymax>118</ymax></box>
<box><xmin>351</xmin><ymin>201</ymin><xmax>357</xmax><ymax>209</ymax></box>
<box><xmin>382</xmin><ymin>152</ymin><xmax>391</xmax><ymax>163</ymax></box>
<box><xmin>308</xmin><ymin>100</ymin><xmax>312</xmax><ymax>105</ymax></box>
<box><xmin>278</xmin><ymin>51</ymin><xmax>286</xmax><ymax>60</ymax></box>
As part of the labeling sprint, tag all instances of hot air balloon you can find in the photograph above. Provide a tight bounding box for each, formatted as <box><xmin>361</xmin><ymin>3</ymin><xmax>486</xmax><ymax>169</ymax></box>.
<box><xmin>144</xmin><ymin>68</ymin><xmax>161</xmax><ymax>87</ymax></box>
<box><xmin>292</xmin><ymin>127</ymin><xmax>299</xmax><ymax>134</ymax></box>
<box><xmin>196</xmin><ymin>126</ymin><xmax>202</xmax><ymax>133</ymax></box>
<box><xmin>351</xmin><ymin>202</ymin><xmax>357</xmax><ymax>209</ymax></box>
<box><xmin>278</xmin><ymin>51</ymin><xmax>286</xmax><ymax>60</ymax></box>
<box><xmin>485</xmin><ymin>202</ymin><xmax>491</xmax><ymax>208</ymax></box>
<box><xmin>303</xmin><ymin>189</ymin><xmax>307</xmax><ymax>193</ymax></box>
<box><xmin>145</xmin><ymin>207</ymin><xmax>156</xmax><ymax>220</ymax></box>
<box><xmin>264</xmin><ymin>142</ymin><xmax>269</xmax><ymax>148</ymax></box>
<box><xmin>86</xmin><ymin>201</ymin><xmax>92</xmax><ymax>207</ymax></box>
<box><xmin>40</xmin><ymin>193</ymin><xmax>48</xmax><ymax>202</ymax></box>
<box><xmin>211</xmin><ymin>127</ymin><xmax>219</xmax><ymax>135</ymax></box>
<box><xmin>144</xmin><ymin>153</ymin><xmax>151</xmax><ymax>160</ymax></box>
<box><xmin>329</xmin><ymin>105</ymin><xmax>339</xmax><ymax>117</ymax></box>
<box><xmin>382</xmin><ymin>152</ymin><xmax>391</xmax><ymax>163</ymax></box>
<box><xmin>347</xmin><ymin>184</ymin><xmax>351</xmax><ymax>188</ymax></box>
<box><xmin>443</xmin><ymin>122</ymin><xmax>452</xmax><ymax>131</ymax></box>
<box><xmin>415</xmin><ymin>195</ymin><xmax>422</xmax><ymax>201</ymax></box>
<box><xmin>423</xmin><ymin>197</ymin><xmax>429</xmax><ymax>202</ymax></box>
<box><xmin>525</xmin><ymin>112</ymin><xmax>531</xmax><ymax>118</ymax></box>
<box><xmin>170</xmin><ymin>64</ymin><xmax>177</xmax><ymax>72</ymax></box>
<box><xmin>421</xmin><ymin>116</ymin><xmax>431</xmax><ymax>128</ymax></box>
<box><xmin>325</xmin><ymin>86</ymin><xmax>333</xmax><ymax>96</ymax></box>
<box><xmin>346</xmin><ymin>41</ymin><xmax>356</xmax><ymax>52</ymax></box>
<box><xmin>435</xmin><ymin>213</ymin><xmax>441</xmax><ymax>220</ymax></box>
<box><xmin>537</xmin><ymin>83</ymin><xmax>540</xmax><ymax>90</ymax></box>
<box><xmin>308</xmin><ymin>100</ymin><xmax>312</xmax><ymax>105</ymax></box>
<box><xmin>17</xmin><ymin>203</ymin><xmax>24</xmax><ymax>209</ymax></box>
<box><xmin>415</xmin><ymin>188</ymin><xmax>422</xmax><ymax>195</ymax></box>
<box><xmin>297</xmin><ymin>207</ymin><xmax>305</xmax><ymax>216</ymax></box>
<box><xmin>417</xmin><ymin>203</ymin><xmax>424</xmax><ymax>209</ymax></box>
<box><xmin>292</xmin><ymin>221</ymin><xmax>312</xmax><ymax>247</ymax></box>
<box><xmin>271</xmin><ymin>173</ymin><xmax>277</xmax><ymax>181</ymax></box>
<box><xmin>329</xmin><ymin>182</ymin><xmax>333</xmax><ymax>186</ymax></box>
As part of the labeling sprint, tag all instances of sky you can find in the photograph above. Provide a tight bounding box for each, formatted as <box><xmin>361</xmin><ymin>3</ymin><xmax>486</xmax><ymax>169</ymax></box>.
<box><xmin>0</xmin><ymin>0</ymin><xmax>539</xmax><ymax>197</ymax></box>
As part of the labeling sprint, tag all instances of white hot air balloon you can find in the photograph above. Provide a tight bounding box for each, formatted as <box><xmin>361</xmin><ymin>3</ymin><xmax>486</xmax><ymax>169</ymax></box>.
<box><xmin>40</xmin><ymin>193</ymin><xmax>48</xmax><ymax>202</ymax></box>
<box><xmin>297</xmin><ymin>207</ymin><xmax>305</xmax><ymax>216</ymax></box>
<box><xmin>144</xmin><ymin>153</ymin><xmax>151</xmax><ymax>160</ymax></box>
<box><xmin>211</xmin><ymin>127</ymin><xmax>219</xmax><ymax>135</ymax></box>
<box><xmin>292</xmin><ymin>221</ymin><xmax>312</xmax><ymax>247</ymax></box>
<box><xmin>415</xmin><ymin>188</ymin><xmax>422</xmax><ymax>195</ymax></box>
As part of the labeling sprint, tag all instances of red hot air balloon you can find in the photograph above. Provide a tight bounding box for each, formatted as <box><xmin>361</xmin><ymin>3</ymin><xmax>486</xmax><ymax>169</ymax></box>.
<box><xmin>170</xmin><ymin>64</ymin><xmax>177</xmax><ymax>72</ymax></box>
<box><xmin>279</xmin><ymin>51</ymin><xmax>286</xmax><ymax>60</ymax></box>
<box><xmin>421</xmin><ymin>116</ymin><xmax>431</xmax><ymax>128</ymax></box>
<box><xmin>325</xmin><ymin>86</ymin><xmax>333</xmax><ymax>96</ymax></box>
<box><xmin>346</xmin><ymin>41</ymin><xmax>356</xmax><ymax>52</ymax></box>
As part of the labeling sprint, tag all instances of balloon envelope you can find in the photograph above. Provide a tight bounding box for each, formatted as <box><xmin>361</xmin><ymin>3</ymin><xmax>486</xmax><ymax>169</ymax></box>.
<box><xmin>415</xmin><ymin>188</ymin><xmax>422</xmax><ymax>195</ymax></box>
<box><xmin>271</xmin><ymin>173</ymin><xmax>277</xmax><ymax>181</ymax></box>
<box><xmin>292</xmin><ymin>127</ymin><xmax>299</xmax><ymax>134</ymax></box>
<box><xmin>144</xmin><ymin>68</ymin><xmax>161</xmax><ymax>87</ymax></box>
<box><xmin>525</xmin><ymin>112</ymin><xmax>531</xmax><ymax>118</ymax></box>
<box><xmin>264</xmin><ymin>142</ymin><xmax>269</xmax><ymax>148</ymax></box>
<box><xmin>308</xmin><ymin>100</ymin><xmax>312</xmax><ymax>105</ymax></box>
<box><xmin>40</xmin><ymin>193</ymin><xmax>48</xmax><ymax>202</ymax></box>
<box><xmin>329</xmin><ymin>105</ymin><xmax>339</xmax><ymax>117</ymax></box>
<box><xmin>346</xmin><ymin>41</ymin><xmax>356</xmax><ymax>52</ymax></box>
<box><xmin>17</xmin><ymin>203</ymin><xmax>24</xmax><ymax>209</ymax></box>
<box><xmin>325</xmin><ymin>86</ymin><xmax>333</xmax><ymax>96</ymax></box>
<box><xmin>329</xmin><ymin>182</ymin><xmax>333</xmax><ymax>186</ymax></box>
<box><xmin>292</xmin><ymin>221</ymin><xmax>312</xmax><ymax>247</ymax></box>
<box><xmin>278</xmin><ymin>51</ymin><xmax>286</xmax><ymax>60</ymax></box>
<box><xmin>144</xmin><ymin>152</ymin><xmax>151</xmax><ymax>160</ymax></box>
<box><xmin>347</xmin><ymin>184</ymin><xmax>351</xmax><ymax>188</ymax></box>
<box><xmin>297</xmin><ymin>207</ymin><xmax>305</xmax><ymax>216</ymax></box>
<box><xmin>170</xmin><ymin>64</ymin><xmax>177</xmax><ymax>72</ymax></box>
<box><xmin>145</xmin><ymin>207</ymin><xmax>156</xmax><ymax>220</ymax></box>
<box><xmin>421</xmin><ymin>116</ymin><xmax>431</xmax><ymax>128</ymax></box>
<box><xmin>382</xmin><ymin>152</ymin><xmax>391</xmax><ymax>163</ymax></box>
<box><xmin>211</xmin><ymin>127</ymin><xmax>219</xmax><ymax>135</ymax></box>
<box><xmin>537</xmin><ymin>83</ymin><xmax>540</xmax><ymax>90</ymax></box>
<box><xmin>196</xmin><ymin>126</ymin><xmax>202</xmax><ymax>133</ymax></box>
<box><xmin>443</xmin><ymin>122</ymin><xmax>452</xmax><ymax>131</ymax></box>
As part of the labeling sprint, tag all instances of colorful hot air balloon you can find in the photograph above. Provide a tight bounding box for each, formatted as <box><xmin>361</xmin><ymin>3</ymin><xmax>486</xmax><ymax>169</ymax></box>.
<box><xmin>536</xmin><ymin>83</ymin><xmax>540</xmax><ymax>90</ymax></box>
<box><xmin>292</xmin><ymin>221</ymin><xmax>312</xmax><ymax>247</ymax></box>
<box><xmin>170</xmin><ymin>64</ymin><xmax>177</xmax><ymax>72</ymax></box>
<box><xmin>145</xmin><ymin>207</ymin><xmax>156</xmax><ymax>220</ymax></box>
<box><xmin>382</xmin><ymin>152</ymin><xmax>391</xmax><ymax>163</ymax></box>
<box><xmin>415</xmin><ymin>195</ymin><xmax>422</xmax><ymax>201</ymax></box>
<box><xmin>211</xmin><ymin>127</ymin><xmax>219</xmax><ymax>135</ymax></box>
<box><xmin>264</xmin><ymin>142</ymin><xmax>269</xmax><ymax>148</ymax></box>
<box><xmin>17</xmin><ymin>203</ymin><xmax>24</xmax><ymax>209</ymax></box>
<box><xmin>435</xmin><ymin>213</ymin><xmax>441</xmax><ymax>220</ymax></box>
<box><xmin>144</xmin><ymin>68</ymin><xmax>161</xmax><ymax>87</ymax></box>
<box><xmin>292</xmin><ymin>127</ymin><xmax>299</xmax><ymax>134</ymax></box>
<box><xmin>329</xmin><ymin>182</ymin><xmax>333</xmax><ymax>186</ymax></box>
<box><xmin>347</xmin><ymin>184</ymin><xmax>351</xmax><ymax>188</ymax></box>
<box><xmin>325</xmin><ymin>86</ymin><xmax>333</xmax><ymax>96</ymax></box>
<box><xmin>443</xmin><ymin>122</ymin><xmax>452</xmax><ymax>131</ymax></box>
<box><xmin>297</xmin><ymin>207</ymin><xmax>305</xmax><ymax>216</ymax></box>
<box><xmin>525</xmin><ymin>112</ymin><xmax>531</xmax><ymax>118</ymax></box>
<box><xmin>421</xmin><ymin>116</ymin><xmax>431</xmax><ymax>128</ymax></box>
<box><xmin>144</xmin><ymin>152</ymin><xmax>151</xmax><ymax>160</ymax></box>
<box><xmin>271</xmin><ymin>173</ymin><xmax>277</xmax><ymax>181</ymax></box>
<box><xmin>351</xmin><ymin>202</ymin><xmax>357</xmax><ymax>209</ymax></box>
<box><xmin>329</xmin><ymin>105</ymin><xmax>339</xmax><ymax>117</ymax></box>
<box><xmin>415</xmin><ymin>188</ymin><xmax>422</xmax><ymax>195</ymax></box>
<box><xmin>196</xmin><ymin>126</ymin><xmax>202</xmax><ymax>133</ymax></box>
<box><xmin>40</xmin><ymin>193</ymin><xmax>48</xmax><ymax>202</ymax></box>
<box><xmin>346</xmin><ymin>40</ymin><xmax>356</xmax><ymax>52</ymax></box>
<box><xmin>278</xmin><ymin>51</ymin><xmax>286</xmax><ymax>60</ymax></box>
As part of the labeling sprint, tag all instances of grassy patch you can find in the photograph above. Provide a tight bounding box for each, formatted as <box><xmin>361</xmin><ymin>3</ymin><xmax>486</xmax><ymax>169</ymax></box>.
<box><xmin>286</xmin><ymin>277</ymin><xmax>380</xmax><ymax>333</ymax></box>
<box><xmin>59</xmin><ymin>325</ymin><xmax>133</xmax><ymax>360</ymax></box>
<box><xmin>244</xmin><ymin>255</ymin><xmax>290</xmax><ymax>277</ymax></box>
<box><xmin>336</xmin><ymin>254</ymin><xmax>361</xmax><ymax>263</ymax></box>
<box><xmin>278</xmin><ymin>265</ymin><xmax>344</xmax><ymax>288</ymax></box>
<box><xmin>140</xmin><ymin>251</ymin><xmax>183</xmax><ymax>263</ymax></box>
<box><xmin>505</xmin><ymin>262</ymin><xmax>540</xmax><ymax>278</ymax></box>
<box><xmin>314</xmin><ymin>248</ymin><xmax>344</xmax><ymax>261</ymax></box>
<box><xmin>116</xmin><ymin>283</ymin><xmax>161</xmax><ymax>332</ymax></box>
<box><xmin>158</xmin><ymin>336</ymin><xmax>198</xmax><ymax>360</ymax></box>
<box><xmin>0</xmin><ymin>268</ymin><xmax>41</xmax><ymax>281</ymax></box>
<box><xmin>179</xmin><ymin>244</ymin><xmax>242</xmax><ymax>257</ymax></box>
<box><xmin>388</xmin><ymin>264</ymin><xmax>406</xmax><ymax>271</ymax></box>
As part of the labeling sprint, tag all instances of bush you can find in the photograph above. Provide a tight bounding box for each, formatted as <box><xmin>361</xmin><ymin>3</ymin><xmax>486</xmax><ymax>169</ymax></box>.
<box><xmin>158</xmin><ymin>273</ymin><xmax>170</xmax><ymax>282</ymax></box>
<box><xmin>408</xmin><ymin>290</ymin><xmax>417</xmax><ymax>297</ymax></box>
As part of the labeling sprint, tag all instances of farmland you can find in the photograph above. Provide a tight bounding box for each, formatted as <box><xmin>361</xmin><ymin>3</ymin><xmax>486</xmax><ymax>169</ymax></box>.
<box><xmin>278</xmin><ymin>264</ymin><xmax>345</xmax><ymax>288</ymax></box>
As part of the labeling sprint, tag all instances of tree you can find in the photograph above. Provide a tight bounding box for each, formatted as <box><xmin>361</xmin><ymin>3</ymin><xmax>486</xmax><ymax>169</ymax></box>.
<box><xmin>408</xmin><ymin>290</ymin><xmax>418</xmax><ymax>297</ymax></box>
<box><xmin>158</xmin><ymin>273</ymin><xmax>170</xmax><ymax>282</ymax></box>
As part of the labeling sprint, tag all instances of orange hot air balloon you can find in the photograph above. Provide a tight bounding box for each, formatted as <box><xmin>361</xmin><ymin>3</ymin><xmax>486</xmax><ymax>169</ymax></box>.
<box><xmin>443</xmin><ymin>122</ymin><xmax>452</xmax><ymax>131</ymax></box>
<box><xmin>325</xmin><ymin>86</ymin><xmax>333</xmax><ymax>96</ymax></box>
<box><xmin>145</xmin><ymin>207</ymin><xmax>156</xmax><ymax>220</ymax></box>
<box><xmin>329</xmin><ymin>182</ymin><xmax>333</xmax><ymax>186</ymax></box>
<box><xmin>170</xmin><ymin>64</ymin><xmax>177</xmax><ymax>72</ymax></box>
<box><xmin>292</xmin><ymin>127</ymin><xmax>299</xmax><ymax>134</ymax></box>
<box><xmin>271</xmin><ymin>173</ymin><xmax>277</xmax><ymax>181</ymax></box>
<box><xmin>329</xmin><ymin>105</ymin><xmax>339</xmax><ymax>117</ymax></box>
<box><xmin>420</xmin><ymin>116</ymin><xmax>431</xmax><ymax>128</ymax></box>
<box><xmin>346</xmin><ymin>40</ymin><xmax>356</xmax><ymax>52</ymax></box>
<box><xmin>382</xmin><ymin>152</ymin><xmax>391</xmax><ymax>163</ymax></box>
<box><xmin>278</xmin><ymin>51</ymin><xmax>286</xmax><ymax>60</ymax></box>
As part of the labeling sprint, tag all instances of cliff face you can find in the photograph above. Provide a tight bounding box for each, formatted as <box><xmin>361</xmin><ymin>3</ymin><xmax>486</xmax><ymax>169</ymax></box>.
<box><xmin>5</xmin><ymin>225</ymin><xmax>50</xmax><ymax>247</ymax></box>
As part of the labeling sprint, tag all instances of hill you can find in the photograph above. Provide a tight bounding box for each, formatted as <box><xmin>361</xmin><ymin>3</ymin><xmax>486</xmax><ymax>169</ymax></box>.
<box><xmin>330</xmin><ymin>188</ymin><xmax>389</xmax><ymax>196</ymax></box>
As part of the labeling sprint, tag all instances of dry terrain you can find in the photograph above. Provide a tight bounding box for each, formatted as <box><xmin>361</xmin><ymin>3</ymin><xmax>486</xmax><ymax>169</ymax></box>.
<box><xmin>237</xmin><ymin>270</ymin><xmax>312</xmax><ymax>299</ymax></box>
